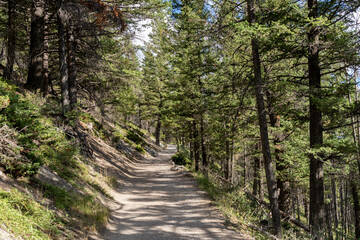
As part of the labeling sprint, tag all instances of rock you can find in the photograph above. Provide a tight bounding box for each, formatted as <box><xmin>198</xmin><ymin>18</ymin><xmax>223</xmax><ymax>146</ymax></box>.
<box><xmin>171</xmin><ymin>165</ymin><xmax>184</xmax><ymax>171</ymax></box>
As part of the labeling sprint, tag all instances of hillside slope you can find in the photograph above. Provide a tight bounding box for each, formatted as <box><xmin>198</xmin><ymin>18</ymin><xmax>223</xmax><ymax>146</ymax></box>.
<box><xmin>0</xmin><ymin>79</ymin><xmax>162</xmax><ymax>239</ymax></box>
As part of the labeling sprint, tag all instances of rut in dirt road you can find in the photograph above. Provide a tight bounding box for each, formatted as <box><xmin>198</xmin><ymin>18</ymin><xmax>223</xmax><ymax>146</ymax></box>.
<box><xmin>96</xmin><ymin>145</ymin><xmax>253</xmax><ymax>240</ymax></box>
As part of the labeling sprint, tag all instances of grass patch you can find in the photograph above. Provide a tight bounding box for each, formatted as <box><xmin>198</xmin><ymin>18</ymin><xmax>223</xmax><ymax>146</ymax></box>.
<box><xmin>87</xmin><ymin>180</ymin><xmax>113</xmax><ymax>199</ymax></box>
<box><xmin>0</xmin><ymin>189</ymin><xmax>65</xmax><ymax>240</ymax></box>
<box><xmin>105</xmin><ymin>175</ymin><xmax>118</xmax><ymax>188</ymax></box>
<box><xmin>34</xmin><ymin>181</ymin><xmax>109</xmax><ymax>230</ymax></box>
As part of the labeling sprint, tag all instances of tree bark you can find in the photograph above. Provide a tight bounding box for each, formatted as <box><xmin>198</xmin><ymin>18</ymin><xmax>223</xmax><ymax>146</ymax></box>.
<box><xmin>57</xmin><ymin>8</ymin><xmax>70</xmax><ymax>113</ymax></box>
<box><xmin>66</xmin><ymin>25</ymin><xmax>77</xmax><ymax>110</ymax></box>
<box><xmin>247</xmin><ymin>0</ymin><xmax>282</xmax><ymax>237</ymax></box>
<box><xmin>42</xmin><ymin>11</ymin><xmax>49</xmax><ymax>94</ymax></box>
<box><xmin>348</xmin><ymin>87</ymin><xmax>360</xmax><ymax>238</ymax></box>
<box><xmin>26</xmin><ymin>0</ymin><xmax>45</xmax><ymax>91</ymax></box>
<box><xmin>4</xmin><ymin>0</ymin><xmax>16</xmax><ymax>81</ymax></box>
<box><xmin>331</xmin><ymin>179</ymin><xmax>338</xmax><ymax>228</ymax></box>
<box><xmin>225</xmin><ymin>139</ymin><xmax>231</xmax><ymax>180</ymax></box>
<box><xmin>308</xmin><ymin>0</ymin><xmax>325</xmax><ymax>237</ymax></box>
<box><xmin>267</xmin><ymin>93</ymin><xmax>291</xmax><ymax>214</ymax></box>
<box><xmin>193</xmin><ymin>119</ymin><xmax>200</xmax><ymax>171</ymax></box>
<box><xmin>155</xmin><ymin>114</ymin><xmax>161</xmax><ymax>146</ymax></box>
<box><xmin>200</xmin><ymin>113</ymin><xmax>207</xmax><ymax>173</ymax></box>
<box><xmin>351</xmin><ymin>181</ymin><xmax>360</xmax><ymax>239</ymax></box>
<box><xmin>253</xmin><ymin>148</ymin><xmax>261</xmax><ymax>196</ymax></box>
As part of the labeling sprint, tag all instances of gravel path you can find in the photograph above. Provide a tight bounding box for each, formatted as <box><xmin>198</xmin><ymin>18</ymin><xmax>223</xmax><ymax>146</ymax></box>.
<box><xmin>97</xmin><ymin>145</ymin><xmax>252</xmax><ymax>240</ymax></box>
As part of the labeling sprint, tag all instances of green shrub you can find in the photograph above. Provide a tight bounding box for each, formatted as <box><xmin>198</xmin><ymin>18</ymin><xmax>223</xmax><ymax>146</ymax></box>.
<box><xmin>126</xmin><ymin>129</ymin><xmax>143</xmax><ymax>144</ymax></box>
<box><xmin>171</xmin><ymin>152</ymin><xmax>190</xmax><ymax>165</ymax></box>
<box><xmin>135</xmin><ymin>145</ymin><xmax>145</xmax><ymax>154</ymax></box>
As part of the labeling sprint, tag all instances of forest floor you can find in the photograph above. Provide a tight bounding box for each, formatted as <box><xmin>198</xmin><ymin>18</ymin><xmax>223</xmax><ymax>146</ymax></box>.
<box><xmin>90</xmin><ymin>145</ymin><xmax>253</xmax><ymax>240</ymax></box>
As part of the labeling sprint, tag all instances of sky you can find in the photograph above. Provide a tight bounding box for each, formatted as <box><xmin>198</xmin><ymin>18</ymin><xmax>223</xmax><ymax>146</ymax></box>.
<box><xmin>133</xmin><ymin>19</ymin><xmax>153</xmax><ymax>61</ymax></box>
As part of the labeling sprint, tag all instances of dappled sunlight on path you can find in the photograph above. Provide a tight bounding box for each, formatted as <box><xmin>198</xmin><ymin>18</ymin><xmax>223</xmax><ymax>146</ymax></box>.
<box><xmin>95</xmin><ymin>145</ymin><xmax>252</xmax><ymax>240</ymax></box>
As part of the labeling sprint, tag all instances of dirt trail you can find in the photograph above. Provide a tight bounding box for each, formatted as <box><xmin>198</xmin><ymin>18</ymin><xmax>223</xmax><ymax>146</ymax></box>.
<box><xmin>94</xmin><ymin>145</ymin><xmax>252</xmax><ymax>240</ymax></box>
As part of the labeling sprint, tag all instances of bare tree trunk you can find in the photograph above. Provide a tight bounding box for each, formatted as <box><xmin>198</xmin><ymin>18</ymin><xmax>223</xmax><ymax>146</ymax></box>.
<box><xmin>42</xmin><ymin>11</ymin><xmax>49</xmax><ymax>94</ymax></box>
<box><xmin>66</xmin><ymin>25</ymin><xmax>77</xmax><ymax>110</ymax></box>
<box><xmin>4</xmin><ymin>0</ymin><xmax>16</xmax><ymax>80</ymax></box>
<box><xmin>57</xmin><ymin>8</ymin><xmax>69</xmax><ymax>113</ymax></box>
<box><xmin>26</xmin><ymin>0</ymin><xmax>45</xmax><ymax>91</ymax></box>
<box><xmin>247</xmin><ymin>0</ymin><xmax>282</xmax><ymax>237</ymax></box>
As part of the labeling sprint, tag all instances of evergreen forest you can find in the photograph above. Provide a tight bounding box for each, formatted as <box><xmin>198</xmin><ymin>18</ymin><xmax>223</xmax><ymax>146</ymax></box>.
<box><xmin>1</xmin><ymin>0</ymin><xmax>360</xmax><ymax>239</ymax></box>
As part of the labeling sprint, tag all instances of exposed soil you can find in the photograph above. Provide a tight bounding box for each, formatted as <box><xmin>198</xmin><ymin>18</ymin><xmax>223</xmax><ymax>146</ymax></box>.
<box><xmin>91</xmin><ymin>145</ymin><xmax>253</xmax><ymax>240</ymax></box>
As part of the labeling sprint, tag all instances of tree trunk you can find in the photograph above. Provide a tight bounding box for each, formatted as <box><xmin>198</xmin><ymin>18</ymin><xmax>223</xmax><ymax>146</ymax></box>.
<box><xmin>331</xmin><ymin>179</ymin><xmax>338</xmax><ymax>228</ymax></box>
<box><xmin>4</xmin><ymin>0</ymin><xmax>16</xmax><ymax>80</ymax></box>
<box><xmin>253</xmin><ymin>149</ymin><xmax>261</xmax><ymax>196</ymax></box>
<box><xmin>155</xmin><ymin>99</ymin><xmax>163</xmax><ymax>146</ymax></box>
<box><xmin>42</xmin><ymin>11</ymin><xmax>49</xmax><ymax>94</ymax></box>
<box><xmin>57</xmin><ymin>8</ymin><xmax>70</xmax><ymax>113</ymax></box>
<box><xmin>351</xmin><ymin>181</ymin><xmax>360</xmax><ymax>239</ymax></box>
<box><xmin>67</xmin><ymin>25</ymin><xmax>77</xmax><ymax>109</ymax></box>
<box><xmin>347</xmin><ymin>75</ymin><xmax>360</xmax><ymax>238</ymax></box>
<box><xmin>340</xmin><ymin>181</ymin><xmax>345</xmax><ymax>239</ymax></box>
<box><xmin>308</xmin><ymin>0</ymin><xmax>325</xmax><ymax>237</ymax></box>
<box><xmin>189</xmin><ymin>131</ymin><xmax>193</xmax><ymax>160</ymax></box>
<box><xmin>193</xmin><ymin>120</ymin><xmax>200</xmax><ymax>171</ymax></box>
<box><xmin>225</xmin><ymin>139</ymin><xmax>230</xmax><ymax>180</ymax></box>
<box><xmin>26</xmin><ymin>0</ymin><xmax>45</xmax><ymax>90</ymax></box>
<box><xmin>155</xmin><ymin>114</ymin><xmax>161</xmax><ymax>146</ymax></box>
<box><xmin>247</xmin><ymin>0</ymin><xmax>282</xmax><ymax>237</ymax></box>
<box><xmin>267</xmin><ymin>95</ymin><xmax>291</xmax><ymax>214</ymax></box>
<box><xmin>200</xmin><ymin>113</ymin><xmax>207</xmax><ymax>173</ymax></box>
<box><xmin>243</xmin><ymin>141</ymin><xmax>247</xmax><ymax>187</ymax></box>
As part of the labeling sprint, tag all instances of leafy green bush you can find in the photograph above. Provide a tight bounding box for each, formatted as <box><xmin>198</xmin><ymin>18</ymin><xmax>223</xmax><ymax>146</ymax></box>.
<box><xmin>171</xmin><ymin>152</ymin><xmax>190</xmax><ymax>166</ymax></box>
<box><xmin>135</xmin><ymin>145</ymin><xmax>146</xmax><ymax>154</ymax></box>
<box><xmin>126</xmin><ymin>129</ymin><xmax>143</xmax><ymax>144</ymax></box>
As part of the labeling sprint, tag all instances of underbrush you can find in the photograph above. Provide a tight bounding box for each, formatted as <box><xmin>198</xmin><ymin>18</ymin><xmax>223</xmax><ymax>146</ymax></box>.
<box><xmin>0</xmin><ymin>78</ymin><xmax>111</xmax><ymax>237</ymax></box>
<box><xmin>0</xmin><ymin>79</ymin><xmax>79</xmax><ymax>179</ymax></box>
<box><xmin>191</xmin><ymin>170</ymin><xmax>310</xmax><ymax>239</ymax></box>
<box><xmin>171</xmin><ymin>151</ymin><xmax>191</xmax><ymax>166</ymax></box>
